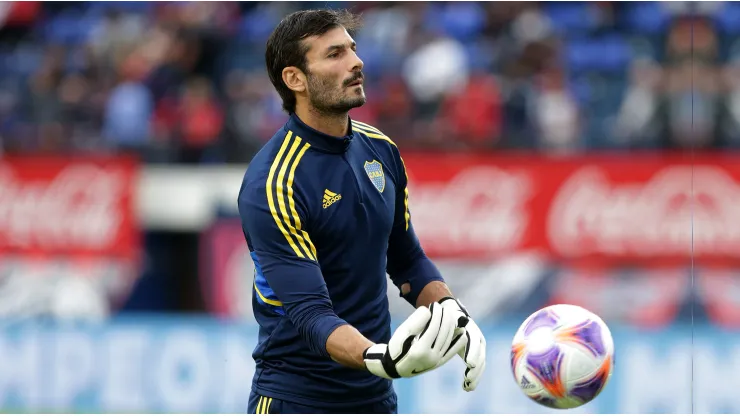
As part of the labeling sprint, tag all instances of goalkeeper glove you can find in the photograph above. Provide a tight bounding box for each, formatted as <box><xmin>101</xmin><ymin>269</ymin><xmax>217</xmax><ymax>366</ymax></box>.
<box><xmin>363</xmin><ymin>301</ymin><xmax>468</xmax><ymax>379</ymax></box>
<box><xmin>440</xmin><ymin>297</ymin><xmax>486</xmax><ymax>392</ymax></box>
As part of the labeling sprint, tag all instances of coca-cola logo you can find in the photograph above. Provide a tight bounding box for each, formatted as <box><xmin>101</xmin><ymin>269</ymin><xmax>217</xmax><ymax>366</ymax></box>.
<box><xmin>0</xmin><ymin>164</ymin><xmax>127</xmax><ymax>251</ymax></box>
<box><xmin>406</xmin><ymin>166</ymin><xmax>532</xmax><ymax>254</ymax></box>
<box><xmin>547</xmin><ymin>166</ymin><xmax>740</xmax><ymax>258</ymax></box>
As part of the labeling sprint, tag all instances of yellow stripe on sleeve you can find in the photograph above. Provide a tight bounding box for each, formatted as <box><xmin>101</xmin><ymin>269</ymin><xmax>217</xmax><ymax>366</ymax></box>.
<box><xmin>256</xmin><ymin>396</ymin><xmax>263</xmax><ymax>414</ymax></box>
<box><xmin>253</xmin><ymin>282</ymin><xmax>283</xmax><ymax>307</ymax></box>
<box><xmin>275</xmin><ymin>136</ymin><xmax>315</xmax><ymax>260</ymax></box>
<box><xmin>399</xmin><ymin>156</ymin><xmax>410</xmax><ymax>230</ymax></box>
<box><xmin>287</xmin><ymin>141</ymin><xmax>318</xmax><ymax>260</ymax></box>
<box><xmin>266</xmin><ymin>397</ymin><xmax>273</xmax><ymax>414</ymax></box>
<box><xmin>266</xmin><ymin>131</ymin><xmax>304</xmax><ymax>258</ymax></box>
<box><xmin>265</xmin><ymin>131</ymin><xmax>315</xmax><ymax>260</ymax></box>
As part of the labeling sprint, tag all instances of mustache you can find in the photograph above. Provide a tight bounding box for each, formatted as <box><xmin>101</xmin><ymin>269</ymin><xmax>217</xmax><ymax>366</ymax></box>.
<box><xmin>344</xmin><ymin>73</ymin><xmax>364</xmax><ymax>86</ymax></box>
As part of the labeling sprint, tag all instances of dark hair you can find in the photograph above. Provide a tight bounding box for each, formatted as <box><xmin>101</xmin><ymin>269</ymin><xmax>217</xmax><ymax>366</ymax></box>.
<box><xmin>265</xmin><ymin>9</ymin><xmax>362</xmax><ymax>114</ymax></box>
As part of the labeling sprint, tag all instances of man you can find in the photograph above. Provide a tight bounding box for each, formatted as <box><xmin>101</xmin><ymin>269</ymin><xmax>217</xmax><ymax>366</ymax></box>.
<box><xmin>238</xmin><ymin>9</ymin><xmax>486</xmax><ymax>414</ymax></box>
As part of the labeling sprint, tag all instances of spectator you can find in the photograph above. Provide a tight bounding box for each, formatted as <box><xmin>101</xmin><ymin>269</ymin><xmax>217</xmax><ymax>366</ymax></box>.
<box><xmin>613</xmin><ymin>58</ymin><xmax>663</xmax><ymax>148</ymax></box>
<box><xmin>177</xmin><ymin>77</ymin><xmax>223</xmax><ymax>164</ymax></box>
<box><xmin>437</xmin><ymin>71</ymin><xmax>503</xmax><ymax>148</ymax></box>
<box><xmin>102</xmin><ymin>53</ymin><xmax>154</xmax><ymax>155</ymax></box>
<box><xmin>532</xmin><ymin>66</ymin><xmax>581</xmax><ymax>152</ymax></box>
<box><xmin>0</xmin><ymin>1</ymin><xmax>730</xmax><ymax>161</ymax></box>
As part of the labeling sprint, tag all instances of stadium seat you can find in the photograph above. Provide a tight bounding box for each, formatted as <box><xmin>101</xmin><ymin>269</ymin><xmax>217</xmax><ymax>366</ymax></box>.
<box><xmin>544</xmin><ymin>2</ymin><xmax>600</xmax><ymax>37</ymax></box>
<box><xmin>565</xmin><ymin>35</ymin><xmax>632</xmax><ymax>74</ymax></box>
<box><xmin>714</xmin><ymin>2</ymin><xmax>740</xmax><ymax>35</ymax></box>
<box><xmin>621</xmin><ymin>1</ymin><xmax>671</xmax><ymax>35</ymax></box>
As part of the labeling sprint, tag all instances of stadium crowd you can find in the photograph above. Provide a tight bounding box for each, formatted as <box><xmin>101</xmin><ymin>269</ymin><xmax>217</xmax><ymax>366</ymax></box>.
<box><xmin>0</xmin><ymin>1</ymin><xmax>738</xmax><ymax>163</ymax></box>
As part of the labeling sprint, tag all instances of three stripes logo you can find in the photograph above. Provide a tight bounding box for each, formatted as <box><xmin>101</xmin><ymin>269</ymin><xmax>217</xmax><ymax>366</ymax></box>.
<box><xmin>256</xmin><ymin>396</ymin><xmax>272</xmax><ymax>414</ymax></box>
<box><xmin>323</xmin><ymin>189</ymin><xmax>342</xmax><ymax>209</ymax></box>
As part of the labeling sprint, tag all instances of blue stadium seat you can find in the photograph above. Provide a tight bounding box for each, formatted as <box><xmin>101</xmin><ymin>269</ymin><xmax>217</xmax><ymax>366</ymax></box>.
<box><xmin>40</xmin><ymin>10</ymin><xmax>97</xmax><ymax>46</ymax></box>
<box><xmin>50</xmin><ymin>13</ymin><xmax>80</xmax><ymax>45</ymax></box>
<box><xmin>714</xmin><ymin>2</ymin><xmax>740</xmax><ymax>34</ymax></box>
<box><xmin>621</xmin><ymin>2</ymin><xmax>671</xmax><ymax>35</ymax></box>
<box><xmin>544</xmin><ymin>2</ymin><xmax>600</xmax><ymax>36</ymax></box>
<box><xmin>10</xmin><ymin>46</ymin><xmax>42</xmax><ymax>76</ymax></box>
<box><xmin>439</xmin><ymin>2</ymin><xmax>486</xmax><ymax>42</ymax></box>
<box><xmin>423</xmin><ymin>3</ymin><xmax>485</xmax><ymax>42</ymax></box>
<box><xmin>464</xmin><ymin>41</ymin><xmax>495</xmax><ymax>72</ymax></box>
<box><xmin>239</xmin><ymin>8</ymin><xmax>279</xmax><ymax>43</ymax></box>
<box><xmin>565</xmin><ymin>35</ymin><xmax>631</xmax><ymax>74</ymax></box>
<box><xmin>86</xmin><ymin>1</ymin><xmax>155</xmax><ymax>13</ymax></box>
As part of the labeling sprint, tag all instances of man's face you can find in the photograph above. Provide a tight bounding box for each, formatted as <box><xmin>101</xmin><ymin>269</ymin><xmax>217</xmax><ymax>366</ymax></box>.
<box><xmin>302</xmin><ymin>26</ymin><xmax>365</xmax><ymax>114</ymax></box>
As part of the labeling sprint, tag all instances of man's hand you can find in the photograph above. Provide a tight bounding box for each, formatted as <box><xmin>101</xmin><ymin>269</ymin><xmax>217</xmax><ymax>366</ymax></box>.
<box><xmin>363</xmin><ymin>302</ymin><xmax>468</xmax><ymax>379</ymax></box>
<box><xmin>440</xmin><ymin>297</ymin><xmax>486</xmax><ymax>392</ymax></box>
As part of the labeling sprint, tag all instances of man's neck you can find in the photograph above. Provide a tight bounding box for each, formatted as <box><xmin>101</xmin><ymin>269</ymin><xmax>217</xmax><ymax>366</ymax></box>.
<box><xmin>295</xmin><ymin>106</ymin><xmax>349</xmax><ymax>138</ymax></box>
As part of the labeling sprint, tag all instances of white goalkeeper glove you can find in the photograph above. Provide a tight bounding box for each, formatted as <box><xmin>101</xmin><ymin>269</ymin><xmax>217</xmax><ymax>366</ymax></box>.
<box><xmin>363</xmin><ymin>301</ymin><xmax>468</xmax><ymax>379</ymax></box>
<box><xmin>440</xmin><ymin>297</ymin><xmax>486</xmax><ymax>392</ymax></box>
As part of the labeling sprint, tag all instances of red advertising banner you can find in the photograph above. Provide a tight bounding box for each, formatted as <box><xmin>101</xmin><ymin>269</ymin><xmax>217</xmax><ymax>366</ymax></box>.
<box><xmin>200</xmin><ymin>218</ymin><xmax>253</xmax><ymax>318</ymax></box>
<box><xmin>0</xmin><ymin>156</ymin><xmax>141</xmax><ymax>319</ymax></box>
<box><xmin>402</xmin><ymin>153</ymin><xmax>738</xmax><ymax>265</ymax></box>
<box><xmin>0</xmin><ymin>156</ymin><xmax>139</xmax><ymax>258</ymax></box>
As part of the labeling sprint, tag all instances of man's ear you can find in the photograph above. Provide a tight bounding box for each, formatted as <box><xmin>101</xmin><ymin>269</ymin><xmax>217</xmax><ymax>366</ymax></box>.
<box><xmin>282</xmin><ymin>66</ymin><xmax>307</xmax><ymax>93</ymax></box>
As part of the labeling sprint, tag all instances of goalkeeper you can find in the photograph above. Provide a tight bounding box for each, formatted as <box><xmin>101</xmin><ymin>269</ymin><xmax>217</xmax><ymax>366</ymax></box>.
<box><xmin>238</xmin><ymin>8</ymin><xmax>486</xmax><ymax>414</ymax></box>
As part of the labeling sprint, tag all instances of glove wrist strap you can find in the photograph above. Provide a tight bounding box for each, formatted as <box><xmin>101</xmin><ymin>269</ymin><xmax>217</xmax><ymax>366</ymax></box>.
<box><xmin>363</xmin><ymin>344</ymin><xmax>399</xmax><ymax>380</ymax></box>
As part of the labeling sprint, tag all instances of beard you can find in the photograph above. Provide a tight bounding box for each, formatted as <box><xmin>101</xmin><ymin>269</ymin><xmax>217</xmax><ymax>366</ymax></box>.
<box><xmin>306</xmin><ymin>70</ymin><xmax>366</xmax><ymax>115</ymax></box>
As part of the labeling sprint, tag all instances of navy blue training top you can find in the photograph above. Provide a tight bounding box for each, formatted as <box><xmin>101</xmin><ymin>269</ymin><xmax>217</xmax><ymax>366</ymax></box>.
<box><xmin>237</xmin><ymin>113</ymin><xmax>445</xmax><ymax>407</ymax></box>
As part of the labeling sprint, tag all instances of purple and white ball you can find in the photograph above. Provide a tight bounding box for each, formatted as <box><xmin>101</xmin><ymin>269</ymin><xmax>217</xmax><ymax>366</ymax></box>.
<box><xmin>511</xmin><ymin>304</ymin><xmax>615</xmax><ymax>409</ymax></box>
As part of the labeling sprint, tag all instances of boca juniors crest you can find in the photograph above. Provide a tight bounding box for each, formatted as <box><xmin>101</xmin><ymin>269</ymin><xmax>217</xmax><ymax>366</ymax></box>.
<box><xmin>364</xmin><ymin>160</ymin><xmax>385</xmax><ymax>193</ymax></box>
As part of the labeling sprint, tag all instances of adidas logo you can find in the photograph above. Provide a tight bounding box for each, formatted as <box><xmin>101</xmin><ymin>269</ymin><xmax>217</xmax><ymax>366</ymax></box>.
<box><xmin>322</xmin><ymin>189</ymin><xmax>342</xmax><ymax>209</ymax></box>
<box><xmin>520</xmin><ymin>375</ymin><xmax>534</xmax><ymax>389</ymax></box>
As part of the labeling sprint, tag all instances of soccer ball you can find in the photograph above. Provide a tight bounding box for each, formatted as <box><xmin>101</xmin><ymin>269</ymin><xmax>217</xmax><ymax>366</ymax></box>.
<box><xmin>510</xmin><ymin>304</ymin><xmax>615</xmax><ymax>409</ymax></box>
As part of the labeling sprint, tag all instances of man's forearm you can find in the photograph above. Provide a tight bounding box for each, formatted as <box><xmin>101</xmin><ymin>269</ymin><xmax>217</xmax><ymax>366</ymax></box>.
<box><xmin>325</xmin><ymin>324</ymin><xmax>375</xmax><ymax>370</ymax></box>
<box><xmin>402</xmin><ymin>280</ymin><xmax>454</xmax><ymax>308</ymax></box>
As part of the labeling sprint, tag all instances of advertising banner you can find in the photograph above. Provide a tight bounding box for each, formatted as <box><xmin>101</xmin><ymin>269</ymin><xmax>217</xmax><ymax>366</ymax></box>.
<box><xmin>199</xmin><ymin>227</ymin><xmax>739</xmax><ymax>328</ymax></box>
<box><xmin>401</xmin><ymin>153</ymin><xmax>740</xmax><ymax>266</ymax></box>
<box><xmin>0</xmin><ymin>156</ymin><xmax>141</xmax><ymax>320</ymax></box>
<box><xmin>200</xmin><ymin>153</ymin><xmax>740</xmax><ymax>326</ymax></box>
<box><xmin>0</xmin><ymin>317</ymin><xmax>731</xmax><ymax>414</ymax></box>
<box><xmin>199</xmin><ymin>218</ymin><xmax>252</xmax><ymax>318</ymax></box>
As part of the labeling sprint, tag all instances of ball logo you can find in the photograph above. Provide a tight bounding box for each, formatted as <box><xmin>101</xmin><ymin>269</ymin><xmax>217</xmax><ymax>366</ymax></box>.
<box><xmin>520</xmin><ymin>375</ymin><xmax>535</xmax><ymax>389</ymax></box>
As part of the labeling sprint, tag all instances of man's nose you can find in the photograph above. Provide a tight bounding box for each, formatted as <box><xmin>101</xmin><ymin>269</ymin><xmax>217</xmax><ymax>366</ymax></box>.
<box><xmin>350</xmin><ymin>51</ymin><xmax>364</xmax><ymax>72</ymax></box>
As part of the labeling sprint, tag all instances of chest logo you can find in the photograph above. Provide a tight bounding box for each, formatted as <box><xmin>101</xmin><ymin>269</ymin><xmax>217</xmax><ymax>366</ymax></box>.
<box><xmin>364</xmin><ymin>160</ymin><xmax>385</xmax><ymax>193</ymax></box>
<box><xmin>323</xmin><ymin>189</ymin><xmax>342</xmax><ymax>209</ymax></box>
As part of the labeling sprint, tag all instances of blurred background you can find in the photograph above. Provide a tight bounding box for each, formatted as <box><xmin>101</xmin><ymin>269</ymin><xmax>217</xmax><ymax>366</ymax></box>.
<box><xmin>0</xmin><ymin>0</ymin><xmax>736</xmax><ymax>413</ymax></box>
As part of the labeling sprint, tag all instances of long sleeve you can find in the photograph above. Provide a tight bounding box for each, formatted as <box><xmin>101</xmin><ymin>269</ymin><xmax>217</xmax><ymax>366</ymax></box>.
<box><xmin>238</xmin><ymin>179</ymin><xmax>347</xmax><ymax>358</ymax></box>
<box><xmin>385</xmin><ymin>147</ymin><xmax>445</xmax><ymax>307</ymax></box>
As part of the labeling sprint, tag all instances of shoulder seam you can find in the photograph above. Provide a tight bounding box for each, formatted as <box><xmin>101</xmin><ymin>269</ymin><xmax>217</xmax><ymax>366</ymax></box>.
<box><xmin>264</xmin><ymin>130</ymin><xmax>318</xmax><ymax>261</ymax></box>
